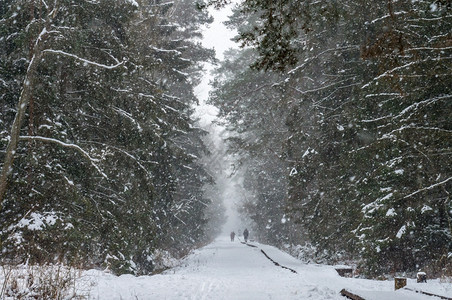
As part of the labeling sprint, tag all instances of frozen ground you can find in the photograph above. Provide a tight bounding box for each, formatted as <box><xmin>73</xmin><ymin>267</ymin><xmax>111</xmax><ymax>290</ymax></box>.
<box><xmin>83</xmin><ymin>236</ymin><xmax>451</xmax><ymax>300</ymax></box>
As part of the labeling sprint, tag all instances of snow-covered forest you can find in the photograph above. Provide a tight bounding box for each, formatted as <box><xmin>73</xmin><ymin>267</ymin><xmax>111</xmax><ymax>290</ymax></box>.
<box><xmin>0</xmin><ymin>0</ymin><xmax>451</xmax><ymax>296</ymax></box>
<box><xmin>1</xmin><ymin>0</ymin><xmax>223</xmax><ymax>275</ymax></box>
<box><xmin>209</xmin><ymin>0</ymin><xmax>451</xmax><ymax>277</ymax></box>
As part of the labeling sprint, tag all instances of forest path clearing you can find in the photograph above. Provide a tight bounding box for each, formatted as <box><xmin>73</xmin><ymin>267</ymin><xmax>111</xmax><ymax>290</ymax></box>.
<box><xmin>86</xmin><ymin>236</ymin><xmax>450</xmax><ymax>299</ymax></box>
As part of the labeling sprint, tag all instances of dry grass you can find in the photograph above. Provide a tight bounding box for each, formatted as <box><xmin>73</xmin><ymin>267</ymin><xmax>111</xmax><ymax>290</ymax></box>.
<box><xmin>0</xmin><ymin>263</ymin><xmax>93</xmax><ymax>299</ymax></box>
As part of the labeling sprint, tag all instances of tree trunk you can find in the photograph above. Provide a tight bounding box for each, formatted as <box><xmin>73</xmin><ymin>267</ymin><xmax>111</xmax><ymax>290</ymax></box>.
<box><xmin>0</xmin><ymin>28</ymin><xmax>46</xmax><ymax>203</ymax></box>
<box><xmin>27</xmin><ymin>0</ymin><xmax>36</xmax><ymax>187</ymax></box>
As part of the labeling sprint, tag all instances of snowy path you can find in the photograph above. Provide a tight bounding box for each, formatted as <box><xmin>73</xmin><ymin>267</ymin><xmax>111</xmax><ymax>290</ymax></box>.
<box><xmin>86</xmin><ymin>236</ymin><xmax>451</xmax><ymax>299</ymax></box>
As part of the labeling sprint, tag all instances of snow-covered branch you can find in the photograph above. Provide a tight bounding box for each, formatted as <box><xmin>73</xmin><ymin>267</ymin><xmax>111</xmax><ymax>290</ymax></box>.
<box><xmin>287</xmin><ymin>45</ymin><xmax>359</xmax><ymax>75</ymax></box>
<box><xmin>403</xmin><ymin>177</ymin><xmax>452</xmax><ymax>199</ymax></box>
<box><xmin>112</xmin><ymin>106</ymin><xmax>143</xmax><ymax>133</ymax></box>
<box><xmin>107</xmin><ymin>147</ymin><xmax>153</xmax><ymax>176</ymax></box>
<box><xmin>381</xmin><ymin>125</ymin><xmax>452</xmax><ymax>140</ymax></box>
<box><xmin>89</xmin><ymin>141</ymin><xmax>157</xmax><ymax>176</ymax></box>
<box><xmin>395</xmin><ymin>95</ymin><xmax>451</xmax><ymax>121</ymax></box>
<box><xmin>150</xmin><ymin>46</ymin><xmax>181</xmax><ymax>55</ymax></box>
<box><xmin>19</xmin><ymin>135</ymin><xmax>108</xmax><ymax>179</ymax></box>
<box><xmin>362</xmin><ymin>57</ymin><xmax>452</xmax><ymax>89</ymax></box>
<box><xmin>290</xmin><ymin>79</ymin><xmax>358</xmax><ymax>96</ymax></box>
<box><xmin>406</xmin><ymin>46</ymin><xmax>452</xmax><ymax>52</ymax></box>
<box><xmin>42</xmin><ymin>49</ymin><xmax>124</xmax><ymax>69</ymax></box>
<box><xmin>360</xmin><ymin>95</ymin><xmax>450</xmax><ymax>124</ymax></box>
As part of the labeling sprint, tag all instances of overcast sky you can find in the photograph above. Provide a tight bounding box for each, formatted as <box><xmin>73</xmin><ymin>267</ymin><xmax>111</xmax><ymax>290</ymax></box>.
<box><xmin>202</xmin><ymin>4</ymin><xmax>238</xmax><ymax>61</ymax></box>
<box><xmin>194</xmin><ymin>2</ymin><xmax>239</xmax><ymax>114</ymax></box>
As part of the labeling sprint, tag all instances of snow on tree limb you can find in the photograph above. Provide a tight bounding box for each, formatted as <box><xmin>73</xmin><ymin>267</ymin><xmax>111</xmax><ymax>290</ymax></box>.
<box><xmin>406</xmin><ymin>46</ymin><xmax>452</xmax><ymax>52</ymax></box>
<box><xmin>112</xmin><ymin>106</ymin><xmax>143</xmax><ymax>132</ymax></box>
<box><xmin>106</xmin><ymin>147</ymin><xmax>154</xmax><ymax>176</ymax></box>
<box><xmin>42</xmin><ymin>49</ymin><xmax>124</xmax><ymax>69</ymax></box>
<box><xmin>89</xmin><ymin>142</ymin><xmax>156</xmax><ymax>177</ymax></box>
<box><xmin>19</xmin><ymin>135</ymin><xmax>108</xmax><ymax>179</ymax></box>
<box><xmin>359</xmin><ymin>95</ymin><xmax>451</xmax><ymax>125</ymax></box>
<box><xmin>403</xmin><ymin>177</ymin><xmax>452</xmax><ymax>199</ymax></box>
<box><xmin>362</xmin><ymin>57</ymin><xmax>452</xmax><ymax>89</ymax></box>
<box><xmin>395</xmin><ymin>95</ymin><xmax>451</xmax><ymax>121</ymax></box>
<box><xmin>380</xmin><ymin>125</ymin><xmax>452</xmax><ymax>141</ymax></box>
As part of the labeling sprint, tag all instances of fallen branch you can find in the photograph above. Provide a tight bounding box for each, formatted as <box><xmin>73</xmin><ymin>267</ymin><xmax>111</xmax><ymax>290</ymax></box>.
<box><xmin>340</xmin><ymin>289</ymin><xmax>365</xmax><ymax>300</ymax></box>
<box><xmin>404</xmin><ymin>287</ymin><xmax>452</xmax><ymax>300</ymax></box>
<box><xmin>259</xmin><ymin>249</ymin><xmax>297</xmax><ymax>274</ymax></box>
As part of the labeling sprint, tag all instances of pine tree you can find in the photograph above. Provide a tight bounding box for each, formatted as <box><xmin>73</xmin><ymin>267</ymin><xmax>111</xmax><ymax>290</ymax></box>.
<box><xmin>211</xmin><ymin>0</ymin><xmax>451</xmax><ymax>274</ymax></box>
<box><xmin>1</xmin><ymin>0</ymin><xmax>217</xmax><ymax>274</ymax></box>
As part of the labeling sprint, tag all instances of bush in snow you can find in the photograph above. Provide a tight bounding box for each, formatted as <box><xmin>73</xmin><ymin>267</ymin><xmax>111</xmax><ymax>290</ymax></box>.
<box><xmin>0</xmin><ymin>263</ymin><xmax>92</xmax><ymax>299</ymax></box>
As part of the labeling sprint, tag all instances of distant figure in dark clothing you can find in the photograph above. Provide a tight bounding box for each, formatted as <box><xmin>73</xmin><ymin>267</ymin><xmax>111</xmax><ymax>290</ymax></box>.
<box><xmin>243</xmin><ymin>228</ymin><xmax>249</xmax><ymax>243</ymax></box>
<box><xmin>230</xmin><ymin>231</ymin><xmax>235</xmax><ymax>242</ymax></box>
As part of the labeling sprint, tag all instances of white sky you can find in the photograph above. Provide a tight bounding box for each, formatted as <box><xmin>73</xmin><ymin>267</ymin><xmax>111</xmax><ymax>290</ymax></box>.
<box><xmin>194</xmin><ymin>2</ymin><xmax>238</xmax><ymax>111</ymax></box>
<box><xmin>201</xmin><ymin>4</ymin><xmax>238</xmax><ymax>61</ymax></box>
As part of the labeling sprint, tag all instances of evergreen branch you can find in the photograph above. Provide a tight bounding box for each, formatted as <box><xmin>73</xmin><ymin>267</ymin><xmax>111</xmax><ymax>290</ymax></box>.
<box><xmin>403</xmin><ymin>177</ymin><xmax>452</xmax><ymax>199</ymax></box>
<box><xmin>42</xmin><ymin>49</ymin><xmax>124</xmax><ymax>69</ymax></box>
<box><xmin>19</xmin><ymin>135</ymin><xmax>108</xmax><ymax>179</ymax></box>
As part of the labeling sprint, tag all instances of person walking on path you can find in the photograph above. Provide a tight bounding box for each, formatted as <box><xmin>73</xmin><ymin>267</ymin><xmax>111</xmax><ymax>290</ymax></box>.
<box><xmin>230</xmin><ymin>231</ymin><xmax>235</xmax><ymax>242</ymax></box>
<box><xmin>243</xmin><ymin>228</ymin><xmax>249</xmax><ymax>243</ymax></box>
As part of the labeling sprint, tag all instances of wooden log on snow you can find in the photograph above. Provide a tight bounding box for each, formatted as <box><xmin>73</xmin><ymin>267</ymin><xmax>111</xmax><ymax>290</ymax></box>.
<box><xmin>340</xmin><ymin>289</ymin><xmax>365</xmax><ymax>300</ymax></box>
<box><xmin>394</xmin><ymin>277</ymin><xmax>407</xmax><ymax>290</ymax></box>
<box><xmin>335</xmin><ymin>267</ymin><xmax>353</xmax><ymax>278</ymax></box>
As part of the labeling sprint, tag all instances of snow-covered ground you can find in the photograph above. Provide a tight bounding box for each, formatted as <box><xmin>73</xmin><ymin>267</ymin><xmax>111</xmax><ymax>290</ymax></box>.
<box><xmin>83</xmin><ymin>236</ymin><xmax>451</xmax><ymax>299</ymax></box>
